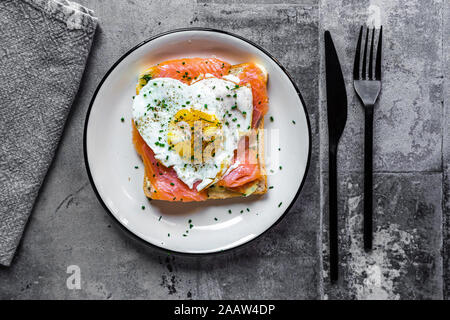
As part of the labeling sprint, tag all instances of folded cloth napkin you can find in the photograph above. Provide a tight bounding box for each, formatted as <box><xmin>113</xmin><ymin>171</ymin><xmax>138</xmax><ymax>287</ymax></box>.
<box><xmin>0</xmin><ymin>0</ymin><xmax>97</xmax><ymax>266</ymax></box>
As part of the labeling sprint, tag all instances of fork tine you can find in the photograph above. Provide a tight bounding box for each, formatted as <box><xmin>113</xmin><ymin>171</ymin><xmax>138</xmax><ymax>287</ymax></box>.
<box><xmin>368</xmin><ymin>28</ymin><xmax>375</xmax><ymax>80</ymax></box>
<box><xmin>361</xmin><ymin>27</ymin><xmax>369</xmax><ymax>79</ymax></box>
<box><xmin>375</xmin><ymin>26</ymin><xmax>383</xmax><ymax>80</ymax></box>
<box><xmin>353</xmin><ymin>26</ymin><xmax>363</xmax><ymax>80</ymax></box>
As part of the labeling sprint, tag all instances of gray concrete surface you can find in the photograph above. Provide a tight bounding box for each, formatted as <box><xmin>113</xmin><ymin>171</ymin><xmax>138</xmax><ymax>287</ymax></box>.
<box><xmin>0</xmin><ymin>0</ymin><xmax>321</xmax><ymax>299</ymax></box>
<box><xmin>0</xmin><ymin>0</ymin><xmax>448</xmax><ymax>300</ymax></box>
<box><xmin>443</xmin><ymin>0</ymin><xmax>450</xmax><ymax>300</ymax></box>
<box><xmin>320</xmin><ymin>0</ymin><xmax>448</xmax><ymax>299</ymax></box>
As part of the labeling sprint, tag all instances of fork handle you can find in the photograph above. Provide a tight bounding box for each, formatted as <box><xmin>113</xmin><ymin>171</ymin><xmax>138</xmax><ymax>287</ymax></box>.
<box><xmin>364</xmin><ymin>105</ymin><xmax>374</xmax><ymax>251</ymax></box>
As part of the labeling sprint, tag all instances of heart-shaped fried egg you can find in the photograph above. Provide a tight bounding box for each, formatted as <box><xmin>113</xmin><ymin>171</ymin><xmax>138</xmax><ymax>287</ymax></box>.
<box><xmin>132</xmin><ymin>76</ymin><xmax>253</xmax><ymax>191</ymax></box>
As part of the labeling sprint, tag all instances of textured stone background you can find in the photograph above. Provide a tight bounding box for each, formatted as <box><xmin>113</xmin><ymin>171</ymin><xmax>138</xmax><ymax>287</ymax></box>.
<box><xmin>0</xmin><ymin>0</ymin><xmax>448</xmax><ymax>300</ymax></box>
<box><xmin>320</xmin><ymin>0</ymin><xmax>448</xmax><ymax>299</ymax></box>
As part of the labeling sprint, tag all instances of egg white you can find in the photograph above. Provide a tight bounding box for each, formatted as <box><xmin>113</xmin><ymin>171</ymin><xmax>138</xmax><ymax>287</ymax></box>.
<box><xmin>132</xmin><ymin>77</ymin><xmax>253</xmax><ymax>191</ymax></box>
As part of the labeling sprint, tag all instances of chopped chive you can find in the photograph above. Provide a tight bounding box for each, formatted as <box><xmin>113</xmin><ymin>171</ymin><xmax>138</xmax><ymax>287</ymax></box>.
<box><xmin>120</xmin><ymin>117</ymin><xmax>124</xmax><ymax>122</ymax></box>
<box><xmin>228</xmin><ymin>209</ymin><xmax>232</xmax><ymax>214</ymax></box>
<box><xmin>292</xmin><ymin>120</ymin><xmax>296</xmax><ymax>124</ymax></box>
<box><xmin>269</xmin><ymin>186</ymin><xmax>274</xmax><ymax>189</ymax></box>
<box><xmin>158</xmin><ymin>216</ymin><xmax>162</xmax><ymax>221</ymax></box>
<box><xmin>141</xmin><ymin>205</ymin><xmax>145</xmax><ymax>210</ymax></box>
<box><xmin>270</xmin><ymin>116</ymin><xmax>274</xmax><ymax>122</ymax></box>
<box><xmin>170</xmin><ymin>183</ymin><xmax>174</xmax><ymax>186</ymax></box>
<box><xmin>278</xmin><ymin>202</ymin><xmax>282</xmax><ymax>207</ymax></box>
<box><xmin>134</xmin><ymin>166</ymin><xmax>138</xmax><ymax>169</ymax></box>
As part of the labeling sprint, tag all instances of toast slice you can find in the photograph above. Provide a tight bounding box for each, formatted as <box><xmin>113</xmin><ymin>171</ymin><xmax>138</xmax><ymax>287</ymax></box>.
<box><xmin>136</xmin><ymin>62</ymin><xmax>268</xmax><ymax>200</ymax></box>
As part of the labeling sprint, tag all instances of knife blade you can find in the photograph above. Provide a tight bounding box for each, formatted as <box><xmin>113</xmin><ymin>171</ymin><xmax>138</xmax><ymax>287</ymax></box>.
<box><xmin>324</xmin><ymin>30</ymin><xmax>348</xmax><ymax>282</ymax></box>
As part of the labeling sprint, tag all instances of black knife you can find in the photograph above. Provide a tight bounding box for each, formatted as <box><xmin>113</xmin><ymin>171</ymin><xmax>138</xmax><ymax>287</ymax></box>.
<box><xmin>324</xmin><ymin>30</ymin><xmax>348</xmax><ymax>282</ymax></box>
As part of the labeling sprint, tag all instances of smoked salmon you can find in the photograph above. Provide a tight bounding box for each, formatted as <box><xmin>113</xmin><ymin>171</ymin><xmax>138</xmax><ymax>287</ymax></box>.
<box><xmin>141</xmin><ymin>58</ymin><xmax>231</xmax><ymax>86</ymax></box>
<box><xmin>133</xmin><ymin>122</ymin><xmax>207</xmax><ymax>201</ymax></box>
<box><xmin>217</xmin><ymin>135</ymin><xmax>261</xmax><ymax>189</ymax></box>
<box><xmin>234</xmin><ymin>63</ymin><xmax>269</xmax><ymax>127</ymax></box>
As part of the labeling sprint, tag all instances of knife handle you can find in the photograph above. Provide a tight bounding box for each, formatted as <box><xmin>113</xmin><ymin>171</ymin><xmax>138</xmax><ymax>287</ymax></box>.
<box><xmin>364</xmin><ymin>105</ymin><xmax>374</xmax><ymax>251</ymax></box>
<box><xmin>329</xmin><ymin>144</ymin><xmax>338</xmax><ymax>282</ymax></box>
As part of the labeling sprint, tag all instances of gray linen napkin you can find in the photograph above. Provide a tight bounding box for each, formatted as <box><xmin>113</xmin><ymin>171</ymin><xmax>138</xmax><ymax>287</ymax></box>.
<box><xmin>0</xmin><ymin>0</ymin><xmax>97</xmax><ymax>266</ymax></box>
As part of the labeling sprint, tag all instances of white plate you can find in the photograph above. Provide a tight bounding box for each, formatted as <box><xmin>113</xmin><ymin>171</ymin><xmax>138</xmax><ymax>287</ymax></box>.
<box><xmin>84</xmin><ymin>28</ymin><xmax>311</xmax><ymax>254</ymax></box>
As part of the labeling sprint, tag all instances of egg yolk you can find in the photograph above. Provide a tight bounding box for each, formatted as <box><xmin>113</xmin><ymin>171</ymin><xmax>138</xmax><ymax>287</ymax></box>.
<box><xmin>167</xmin><ymin>109</ymin><xmax>222</xmax><ymax>163</ymax></box>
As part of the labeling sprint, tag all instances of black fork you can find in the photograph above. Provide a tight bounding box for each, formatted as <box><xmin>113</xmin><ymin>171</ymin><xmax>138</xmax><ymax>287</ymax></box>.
<box><xmin>353</xmin><ymin>26</ymin><xmax>383</xmax><ymax>251</ymax></box>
